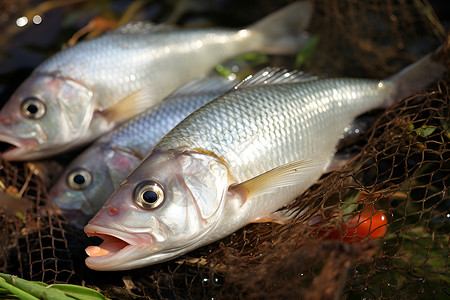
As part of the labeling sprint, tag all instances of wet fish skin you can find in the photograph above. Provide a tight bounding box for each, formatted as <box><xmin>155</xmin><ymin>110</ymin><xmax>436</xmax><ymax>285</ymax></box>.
<box><xmin>84</xmin><ymin>48</ymin><xmax>446</xmax><ymax>271</ymax></box>
<box><xmin>0</xmin><ymin>1</ymin><xmax>313</xmax><ymax>161</ymax></box>
<box><xmin>84</xmin><ymin>75</ymin><xmax>387</xmax><ymax>269</ymax></box>
<box><xmin>49</xmin><ymin>75</ymin><xmax>237</xmax><ymax>228</ymax></box>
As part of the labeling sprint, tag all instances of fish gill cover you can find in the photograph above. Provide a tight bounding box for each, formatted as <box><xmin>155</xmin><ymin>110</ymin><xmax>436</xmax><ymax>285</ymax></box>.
<box><xmin>0</xmin><ymin>0</ymin><xmax>448</xmax><ymax>299</ymax></box>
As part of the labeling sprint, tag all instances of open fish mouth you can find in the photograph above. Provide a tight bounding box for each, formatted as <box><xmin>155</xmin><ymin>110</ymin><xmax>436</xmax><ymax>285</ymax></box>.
<box><xmin>84</xmin><ymin>224</ymin><xmax>154</xmax><ymax>270</ymax></box>
<box><xmin>0</xmin><ymin>134</ymin><xmax>38</xmax><ymax>161</ymax></box>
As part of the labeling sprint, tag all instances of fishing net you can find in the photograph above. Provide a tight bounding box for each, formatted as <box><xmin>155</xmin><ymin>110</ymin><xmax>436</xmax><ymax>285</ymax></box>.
<box><xmin>0</xmin><ymin>0</ymin><xmax>448</xmax><ymax>299</ymax></box>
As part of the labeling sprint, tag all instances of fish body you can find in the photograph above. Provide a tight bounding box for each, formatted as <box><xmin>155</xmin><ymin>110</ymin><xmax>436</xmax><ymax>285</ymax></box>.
<box><xmin>49</xmin><ymin>75</ymin><xmax>237</xmax><ymax>228</ymax></box>
<box><xmin>84</xmin><ymin>49</ymin><xmax>446</xmax><ymax>271</ymax></box>
<box><xmin>0</xmin><ymin>2</ymin><xmax>313</xmax><ymax>161</ymax></box>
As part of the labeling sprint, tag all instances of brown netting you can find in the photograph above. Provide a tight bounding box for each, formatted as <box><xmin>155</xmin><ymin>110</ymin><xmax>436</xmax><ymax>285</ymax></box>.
<box><xmin>0</xmin><ymin>0</ymin><xmax>449</xmax><ymax>299</ymax></box>
<box><xmin>0</xmin><ymin>160</ymin><xmax>81</xmax><ymax>284</ymax></box>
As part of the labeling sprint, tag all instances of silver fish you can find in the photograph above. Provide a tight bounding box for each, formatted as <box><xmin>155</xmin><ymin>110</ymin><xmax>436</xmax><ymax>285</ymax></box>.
<box><xmin>84</xmin><ymin>49</ymin><xmax>446</xmax><ymax>271</ymax></box>
<box><xmin>0</xmin><ymin>1</ymin><xmax>313</xmax><ymax>161</ymax></box>
<box><xmin>49</xmin><ymin>75</ymin><xmax>237</xmax><ymax>228</ymax></box>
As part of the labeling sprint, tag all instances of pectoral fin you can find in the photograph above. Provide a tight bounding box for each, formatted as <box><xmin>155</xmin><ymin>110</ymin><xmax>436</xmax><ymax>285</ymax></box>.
<box><xmin>102</xmin><ymin>87</ymin><xmax>155</xmax><ymax>122</ymax></box>
<box><xmin>251</xmin><ymin>210</ymin><xmax>293</xmax><ymax>225</ymax></box>
<box><xmin>232</xmin><ymin>157</ymin><xmax>329</xmax><ymax>200</ymax></box>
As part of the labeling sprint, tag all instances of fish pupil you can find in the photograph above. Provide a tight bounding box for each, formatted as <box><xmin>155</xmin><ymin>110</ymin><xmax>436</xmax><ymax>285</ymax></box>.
<box><xmin>27</xmin><ymin>104</ymin><xmax>38</xmax><ymax>114</ymax></box>
<box><xmin>142</xmin><ymin>190</ymin><xmax>158</xmax><ymax>204</ymax></box>
<box><xmin>73</xmin><ymin>174</ymin><xmax>85</xmax><ymax>185</ymax></box>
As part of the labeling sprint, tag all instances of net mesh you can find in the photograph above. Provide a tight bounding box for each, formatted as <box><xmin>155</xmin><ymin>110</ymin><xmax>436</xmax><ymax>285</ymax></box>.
<box><xmin>0</xmin><ymin>0</ymin><xmax>448</xmax><ymax>299</ymax></box>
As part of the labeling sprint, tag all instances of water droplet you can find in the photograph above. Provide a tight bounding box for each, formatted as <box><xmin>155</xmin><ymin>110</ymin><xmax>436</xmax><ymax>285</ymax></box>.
<box><xmin>32</xmin><ymin>15</ymin><xmax>42</xmax><ymax>25</ymax></box>
<box><xmin>237</xmin><ymin>29</ymin><xmax>249</xmax><ymax>38</ymax></box>
<box><xmin>227</xmin><ymin>73</ymin><xmax>236</xmax><ymax>81</ymax></box>
<box><xmin>16</xmin><ymin>16</ymin><xmax>28</xmax><ymax>27</ymax></box>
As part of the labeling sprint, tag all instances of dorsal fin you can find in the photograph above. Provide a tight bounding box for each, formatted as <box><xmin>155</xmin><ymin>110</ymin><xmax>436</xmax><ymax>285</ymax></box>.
<box><xmin>234</xmin><ymin>67</ymin><xmax>318</xmax><ymax>89</ymax></box>
<box><xmin>108</xmin><ymin>21</ymin><xmax>176</xmax><ymax>35</ymax></box>
<box><xmin>168</xmin><ymin>75</ymin><xmax>237</xmax><ymax>97</ymax></box>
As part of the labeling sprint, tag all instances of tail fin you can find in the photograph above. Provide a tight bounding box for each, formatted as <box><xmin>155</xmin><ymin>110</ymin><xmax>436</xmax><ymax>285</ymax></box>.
<box><xmin>249</xmin><ymin>1</ymin><xmax>313</xmax><ymax>55</ymax></box>
<box><xmin>384</xmin><ymin>43</ymin><xmax>448</xmax><ymax>107</ymax></box>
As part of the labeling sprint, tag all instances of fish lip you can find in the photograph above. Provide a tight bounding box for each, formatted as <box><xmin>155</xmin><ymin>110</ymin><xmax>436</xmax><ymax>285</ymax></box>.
<box><xmin>84</xmin><ymin>223</ymin><xmax>154</xmax><ymax>270</ymax></box>
<box><xmin>84</xmin><ymin>223</ymin><xmax>149</xmax><ymax>246</ymax></box>
<box><xmin>0</xmin><ymin>133</ymin><xmax>38</xmax><ymax>160</ymax></box>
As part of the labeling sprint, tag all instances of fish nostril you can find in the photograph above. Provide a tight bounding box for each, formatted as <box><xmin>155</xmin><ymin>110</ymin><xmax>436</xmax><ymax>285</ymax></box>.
<box><xmin>108</xmin><ymin>207</ymin><xmax>118</xmax><ymax>216</ymax></box>
<box><xmin>0</xmin><ymin>118</ymin><xmax>11</xmax><ymax>125</ymax></box>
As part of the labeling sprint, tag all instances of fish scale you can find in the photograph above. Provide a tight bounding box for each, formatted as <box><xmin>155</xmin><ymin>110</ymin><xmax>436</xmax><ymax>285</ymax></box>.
<box><xmin>154</xmin><ymin>78</ymin><xmax>385</xmax><ymax>182</ymax></box>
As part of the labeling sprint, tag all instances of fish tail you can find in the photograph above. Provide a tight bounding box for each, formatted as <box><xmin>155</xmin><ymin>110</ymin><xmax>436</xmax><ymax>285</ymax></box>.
<box><xmin>383</xmin><ymin>42</ymin><xmax>448</xmax><ymax>107</ymax></box>
<box><xmin>249</xmin><ymin>1</ymin><xmax>313</xmax><ymax>55</ymax></box>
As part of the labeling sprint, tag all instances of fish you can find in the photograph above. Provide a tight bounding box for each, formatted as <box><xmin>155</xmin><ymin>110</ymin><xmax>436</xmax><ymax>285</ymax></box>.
<box><xmin>0</xmin><ymin>1</ymin><xmax>313</xmax><ymax>161</ymax></box>
<box><xmin>50</xmin><ymin>70</ymin><xmax>377</xmax><ymax>229</ymax></box>
<box><xmin>84</xmin><ymin>48</ymin><xmax>446</xmax><ymax>271</ymax></box>
<box><xmin>49</xmin><ymin>75</ymin><xmax>237</xmax><ymax>228</ymax></box>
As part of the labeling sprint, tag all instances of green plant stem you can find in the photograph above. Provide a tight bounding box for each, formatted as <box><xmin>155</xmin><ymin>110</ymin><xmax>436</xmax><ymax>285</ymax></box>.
<box><xmin>0</xmin><ymin>278</ymin><xmax>38</xmax><ymax>300</ymax></box>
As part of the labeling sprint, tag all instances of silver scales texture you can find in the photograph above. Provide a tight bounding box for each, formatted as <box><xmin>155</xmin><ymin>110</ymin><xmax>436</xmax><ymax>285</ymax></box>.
<box><xmin>99</xmin><ymin>77</ymin><xmax>237</xmax><ymax>156</ymax></box>
<box><xmin>154</xmin><ymin>78</ymin><xmax>389</xmax><ymax>183</ymax></box>
<box><xmin>38</xmin><ymin>25</ymin><xmax>257</xmax><ymax>110</ymax></box>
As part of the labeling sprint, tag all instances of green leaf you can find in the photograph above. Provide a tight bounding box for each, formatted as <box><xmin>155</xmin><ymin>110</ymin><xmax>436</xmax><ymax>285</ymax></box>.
<box><xmin>0</xmin><ymin>273</ymin><xmax>71</xmax><ymax>300</ymax></box>
<box><xmin>295</xmin><ymin>35</ymin><xmax>319</xmax><ymax>68</ymax></box>
<box><xmin>440</xmin><ymin>118</ymin><xmax>450</xmax><ymax>132</ymax></box>
<box><xmin>340</xmin><ymin>191</ymin><xmax>361</xmax><ymax>220</ymax></box>
<box><xmin>215</xmin><ymin>64</ymin><xmax>232</xmax><ymax>77</ymax></box>
<box><xmin>49</xmin><ymin>284</ymin><xmax>110</xmax><ymax>300</ymax></box>
<box><xmin>408</xmin><ymin>125</ymin><xmax>437</xmax><ymax>137</ymax></box>
<box><xmin>233</xmin><ymin>52</ymin><xmax>268</xmax><ymax>64</ymax></box>
<box><xmin>0</xmin><ymin>273</ymin><xmax>110</xmax><ymax>300</ymax></box>
<box><xmin>0</xmin><ymin>278</ymin><xmax>38</xmax><ymax>300</ymax></box>
<box><xmin>215</xmin><ymin>52</ymin><xmax>269</xmax><ymax>78</ymax></box>
<box><xmin>417</xmin><ymin>125</ymin><xmax>436</xmax><ymax>136</ymax></box>
<box><xmin>440</xmin><ymin>119</ymin><xmax>450</xmax><ymax>139</ymax></box>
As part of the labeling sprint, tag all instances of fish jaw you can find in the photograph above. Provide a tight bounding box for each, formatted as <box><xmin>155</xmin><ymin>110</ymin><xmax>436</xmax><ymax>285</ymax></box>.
<box><xmin>84</xmin><ymin>221</ymin><xmax>223</xmax><ymax>271</ymax></box>
<box><xmin>0</xmin><ymin>132</ymin><xmax>82</xmax><ymax>160</ymax></box>
<box><xmin>0</xmin><ymin>131</ymin><xmax>39</xmax><ymax>161</ymax></box>
<box><xmin>84</xmin><ymin>224</ymin><xmax>155</xmax><ymax>271</ymax></box>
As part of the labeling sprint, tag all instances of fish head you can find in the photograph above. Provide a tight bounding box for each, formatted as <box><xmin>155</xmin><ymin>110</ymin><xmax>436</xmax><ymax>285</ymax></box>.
<box><xmin>49</xmin><ymin>144</ymin><xmax>141</xmax><ymax>229</ymax></box>
<box><xmin>0</xmin><ymin>72</ymin><xmax>94</xmax><ymax>160</ymax></box>
<box><xmin>84</xmin><ymin>149</ymin><xmax>231</xmax><ymax>271</ymax></box>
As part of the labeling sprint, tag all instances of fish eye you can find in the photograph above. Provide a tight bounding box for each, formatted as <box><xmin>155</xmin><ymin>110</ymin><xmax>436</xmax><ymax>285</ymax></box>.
<box><xmin>21</xmin><ymin>97</ymin><xmax>46</xmax><ymax>119</ymax></box>
<box><xmin>67</xmin><ymin>168</ymin><xmax>92</xmax><ymax>190</ymax></box>
<box><xmin>133</xmin><ymin>181</ymin><xmax>165</xmax><ymax>210</ymax></box>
